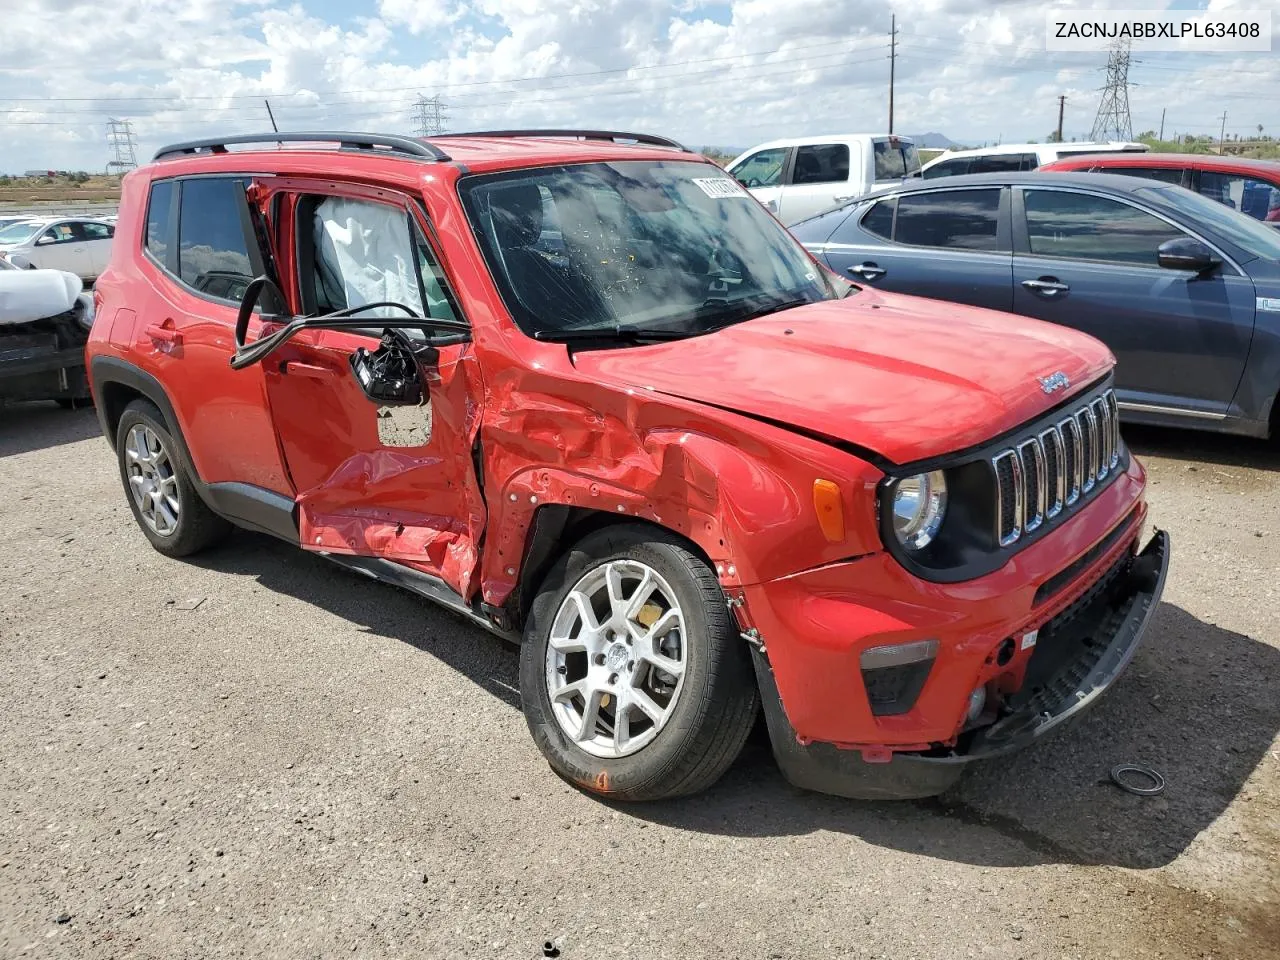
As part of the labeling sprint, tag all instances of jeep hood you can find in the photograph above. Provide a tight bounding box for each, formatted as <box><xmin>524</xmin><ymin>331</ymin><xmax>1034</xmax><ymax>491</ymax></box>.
<box><xmin>572</xmin><ymin>290</ymin><xmax>1114</xmax><ymax>465</ymax></box>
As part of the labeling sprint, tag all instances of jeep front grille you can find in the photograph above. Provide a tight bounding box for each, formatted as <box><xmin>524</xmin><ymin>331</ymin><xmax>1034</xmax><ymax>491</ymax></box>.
<box><xmin>992</xmin><ymin>390</ymin><xmax>1120</xmax><ymax>546</ymax></box>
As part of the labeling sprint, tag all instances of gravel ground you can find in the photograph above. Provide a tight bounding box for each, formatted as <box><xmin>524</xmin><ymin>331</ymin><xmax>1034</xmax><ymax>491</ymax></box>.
<box><xmin>1</xmin><ymin>403</ymin><xmax>1277</xmax><ymax>960</ymax></box>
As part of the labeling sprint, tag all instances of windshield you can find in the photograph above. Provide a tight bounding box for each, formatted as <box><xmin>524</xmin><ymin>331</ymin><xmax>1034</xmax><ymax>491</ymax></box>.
<box><xmin>458</xmin><ymin>160</ymin><xmax>848</xmax><ymax>342</ymax></box>
<box><xmin>874</xmin><ymin>140</ymin><xmax>921</xmax><ymax>180</ymax></box>
<box><xmin>1139</xmin><ymin>184</ymin><xmax>1280</xmax><ymax>262</ymax></box>
<box><xmin>0</xmin><ymin>221</ymin><xmax>44</xmax><ymax>245</ymax></box>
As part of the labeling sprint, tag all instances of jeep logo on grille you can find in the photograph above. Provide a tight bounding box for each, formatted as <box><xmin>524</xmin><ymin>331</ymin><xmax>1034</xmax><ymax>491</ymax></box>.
<box><xmin>1038</xmin><ymin>371</ymin><xmax>1070</xmax><ymax>394</ymax></box>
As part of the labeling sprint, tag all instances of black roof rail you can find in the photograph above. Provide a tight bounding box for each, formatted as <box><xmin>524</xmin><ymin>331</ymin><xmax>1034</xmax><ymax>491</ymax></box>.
<box><xmin>152</xmin><ymin>132</ymin><xmax>451</xmax><ymax>163</ymax></box>
<box><xmin>429</xmin><ymin>129</ymin><xmax>690</xmax><ymax>152</ymax></box>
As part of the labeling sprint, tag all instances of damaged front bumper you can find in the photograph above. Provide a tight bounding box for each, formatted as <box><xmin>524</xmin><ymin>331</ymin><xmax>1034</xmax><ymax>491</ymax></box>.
<box><xmin>0</xmin><ymin>311</ymin><xmax>93</xmax><ymax>403</ymax></box>
<box><xmin>753</xmin><ymin>529</ymin><xmax>1170</xmax><ymax>800</ymax></box>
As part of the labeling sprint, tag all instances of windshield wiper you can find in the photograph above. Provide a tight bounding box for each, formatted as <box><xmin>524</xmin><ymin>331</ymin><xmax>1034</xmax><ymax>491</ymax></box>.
<box><xmin>533</xmin><ymin>325</ymin><xmax>693</xmax><ymax>344</ymax></box>
<box><xmin>701</xmin><ymin>295</ymin><xmax>820</xmax><ymax>331</ymax></box>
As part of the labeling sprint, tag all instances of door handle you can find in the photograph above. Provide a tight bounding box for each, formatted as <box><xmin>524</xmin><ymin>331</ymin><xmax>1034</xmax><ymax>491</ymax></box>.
<box><xmin>281</xmin><ymin>360</ymin><xmax>332</xmax><ymax>379</ymax></box>
<box><xmin>833</xmin><ymin>195</ymin><xmax>856</xmax><ymax>203</ymax></box>
<box><xmin>848</xmin><ymin>262</ymin><xmax>886</xmax><ymax>280</ymax></box>
<box><xmin>145</xmin><ymin>323</ymin><xmax>181</xmax><ymax>345</ymax></box>
<box><xmin>1021</xmin><ymin>278</ymin><xmax>1070</xmax><ymax>296</ymax></box>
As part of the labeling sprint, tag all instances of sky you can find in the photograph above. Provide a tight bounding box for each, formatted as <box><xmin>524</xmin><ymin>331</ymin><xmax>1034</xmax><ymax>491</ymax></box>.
<box><xmin>1</xmin><ymin>0</ymin><xmax>1276</xmax><ymax>173</ymax></box>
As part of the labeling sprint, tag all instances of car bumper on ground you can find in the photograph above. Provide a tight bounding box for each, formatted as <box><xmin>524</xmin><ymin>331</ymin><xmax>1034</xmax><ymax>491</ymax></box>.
<box><xmin>751</xmin><ymin>528</ymin><xmax>1169</xmax><ymax>800</ymax></box>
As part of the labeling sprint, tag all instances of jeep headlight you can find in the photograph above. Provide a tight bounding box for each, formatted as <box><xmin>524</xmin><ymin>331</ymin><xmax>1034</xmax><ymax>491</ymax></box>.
<box><xmin>890</xmin><ymin>470</ymin><xmax>947</xmax><ymax>551</ymax></box>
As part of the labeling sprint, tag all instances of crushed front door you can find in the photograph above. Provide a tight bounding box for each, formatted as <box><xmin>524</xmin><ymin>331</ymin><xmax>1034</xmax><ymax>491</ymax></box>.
<box><xmin>258</xmin><ymin>184</ymin><xmax>486</xmax><ymax>598</ymax></box>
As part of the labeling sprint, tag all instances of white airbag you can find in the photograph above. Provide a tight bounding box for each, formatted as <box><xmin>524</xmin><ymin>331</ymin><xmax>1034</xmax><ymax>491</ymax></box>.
<box><xmin>0</xmin><ymin>269</ymin><xmax>83</xmax><ymax>325</ymax></box>
<box><xmin>314</xmin><ymin>197</ymin><xmax>424</xmax><ymax>319</ymax></box>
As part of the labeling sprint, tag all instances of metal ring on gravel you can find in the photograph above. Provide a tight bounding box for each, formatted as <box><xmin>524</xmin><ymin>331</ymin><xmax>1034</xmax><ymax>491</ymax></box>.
<box><xmin>1110</xmin><ymin>764</ymin><xmax>1165</xmax><ymax>796</ymax></box>
<box><xmin>124</xmin><ymin>423</ymin><xmax>180</xmax><ymax>537</ymax></box>
<box><xmin>545</xmin><ymin>559</ymin><xmax>687</xmax><ymax>759</ymax></box>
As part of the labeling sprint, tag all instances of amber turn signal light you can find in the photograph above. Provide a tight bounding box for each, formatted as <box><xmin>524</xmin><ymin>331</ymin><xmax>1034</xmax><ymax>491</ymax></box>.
<box><xmin>813</xmin><ymin>479</ymin><xmax>845</xmax><ymax>542</ymax></box>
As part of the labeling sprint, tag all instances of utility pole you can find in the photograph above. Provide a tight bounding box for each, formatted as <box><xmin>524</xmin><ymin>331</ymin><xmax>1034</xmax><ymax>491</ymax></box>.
<box><xmin>105</xmin><ymin>119</ymin><xmax>138</xmax><ymax>175</ymax></box>
<box><xmin>1218</xmin><ymin>111</ymin><xmax>1228</xmax><ymax>154</ymax></box>
<box><xmin>413</xmin><ymin>95</ymin><xmax>449</xmax><ymax>138</ymax></box>
<box><xmin>1090</xmin><ymin>38</ymin><xmax>1133</xmax><ymax>142</ymax></box>
<box><xmin>1158</xmin><ymin>107</ymin><xmax>1166</xmax><ymax>141</ymax></box>
<box><xmin>1055</xmin><ymin>95</ymin><xmax>1066</xmax><ymax>142</ymax></box>
<box><xmin>888</xmin><ymin>14</ymin><xmax>897</xmax><ymax>135</ymax></box>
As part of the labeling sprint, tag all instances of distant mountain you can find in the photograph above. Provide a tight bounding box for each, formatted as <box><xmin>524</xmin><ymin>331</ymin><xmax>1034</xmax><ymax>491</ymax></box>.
<box><xmin>908</xmin><ymin>132</ymin><xmax>958</xmax><ymax>149</ymax></box>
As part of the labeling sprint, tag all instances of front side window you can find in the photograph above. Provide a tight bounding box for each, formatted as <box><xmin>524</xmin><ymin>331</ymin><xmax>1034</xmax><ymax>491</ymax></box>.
<box><xmin>177</xmin><ymin>178</ymin><xmax>253</xmax><ymax>300</ymax></box>
<box><xmin>792</xmin><ymin>144</ymin><xmax>850</xmax><ymax>185</ymax></box>
<box><xmin>459</xmin><ymin>160</ymin><xmax>845</xmax><ymax>340</ymax></box>
<box><xmin>894</xmin><ymin>189</ymin><xmax>1001</xmax><ymax>250</ymax></box>
<box><xmin>41</xmin><ymin>224</ymin><xmax>76</xmax><ymax>244</ymax></box>
<box><xmin>1023</xmin><ymin>190</ymin><xmax>1184</xmax><ymax>265</ymax></box>
<box><xmin>301</xmin><ymin>194</ymin><xmax>458</xmax><ymax>323</ymax></box>
<box><xmin>730</xmin><ymin>148</ymin><xmax>788</xmax><ymax>189</ymax></box>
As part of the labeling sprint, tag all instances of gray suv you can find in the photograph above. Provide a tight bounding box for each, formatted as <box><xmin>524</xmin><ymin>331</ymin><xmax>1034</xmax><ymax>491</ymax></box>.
<box><xmin>793</xmin><ymin>171</ymin><xmax>1280</xmax><ymax>438</ymax></box>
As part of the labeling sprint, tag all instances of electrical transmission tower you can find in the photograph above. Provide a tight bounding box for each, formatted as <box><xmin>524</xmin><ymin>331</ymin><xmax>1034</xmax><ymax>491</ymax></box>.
<box><xmin>1090</xmin><ymin>39</ymin><xmax>1133</xmax><ymax>142</ymax></box>
<box><xmin>105</xmin><ymin>119</ymin><xmax>139</xmax><ymax>174</ymax></box>
<box><xmin>413</xmin><ymin>95</ymin><xmax>449</xmax><ymax>137</ymax></box>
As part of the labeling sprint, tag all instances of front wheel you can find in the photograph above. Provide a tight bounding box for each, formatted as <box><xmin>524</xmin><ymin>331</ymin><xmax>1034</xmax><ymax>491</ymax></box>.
<box><xmin>520</xmin><ymin>525</ymin><xmax>758</xmax><ymax>801</ymax></box>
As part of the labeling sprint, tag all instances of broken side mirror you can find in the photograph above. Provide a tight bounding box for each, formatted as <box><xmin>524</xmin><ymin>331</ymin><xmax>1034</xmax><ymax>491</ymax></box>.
<box><xmin>349</xmin><ymin>330</ymin><xmax>438</xmax><ymax>406</ymax></box>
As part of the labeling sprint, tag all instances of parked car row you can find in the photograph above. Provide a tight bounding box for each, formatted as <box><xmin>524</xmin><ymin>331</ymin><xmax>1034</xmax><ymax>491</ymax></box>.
<box><xmin>792</xmin><ymin>170</ymin><xmax>1280</xmax><ymax>438</ymax></box>
<box><xmin>0</xmin><ymin>215</ymin><xmax>116</xmax><ymax>282</ymax></box>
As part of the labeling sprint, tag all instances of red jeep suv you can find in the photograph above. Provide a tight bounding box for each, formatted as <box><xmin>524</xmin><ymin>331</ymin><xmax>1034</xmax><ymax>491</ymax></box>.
<box><xmin>86</xmin><ymin>130</ymin><xmax>1169</xmax><ymax>802</ymax></box>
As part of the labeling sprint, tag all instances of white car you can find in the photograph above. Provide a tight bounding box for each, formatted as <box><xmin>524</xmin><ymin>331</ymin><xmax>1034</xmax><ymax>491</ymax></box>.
<box><xmin>0</xmin><ymin>216</ymin><xmax>116</xmax><ymax>282</ymax></box>
<box><xmin>921</xmin><ymin>141</ymin><xmax>1149</xmax><ymax>178</ymax></box>
<box><xmin>725</xmin><ymin>134</ymin><xmax>922</xmax><ymax>225</ymax></box>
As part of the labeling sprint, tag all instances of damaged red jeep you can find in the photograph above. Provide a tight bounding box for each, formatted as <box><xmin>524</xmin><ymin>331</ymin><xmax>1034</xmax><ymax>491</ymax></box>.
<box><xmin>86</xmin><ymin>130</ymin><xmax>1169</xmax><ymax>801</ymax></box>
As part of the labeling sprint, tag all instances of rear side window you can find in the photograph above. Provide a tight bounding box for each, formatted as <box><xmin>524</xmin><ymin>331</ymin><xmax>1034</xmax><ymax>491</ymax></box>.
<box><xmin>792</xmin><ymin>144</ymin><xmax>850</xmax><ymax>185</ymax></box>
<box><xmin>145</xmin><ymin>181</ymin><xmax>174</xmax><ymax>264</ymax></box>
<box><xmin>969</xmin><ymin>154</ymin><xmax>1036</xmax><ymax>174</ymax></box>
<box><xmin>922</xmin><ymin>158</ymin><xmax>969</xmax><ymax>179</ymax></box>
<box><xmin>1106</xmin><ymin>166</ymin><xmax>1185</xmax><ymax>185</ymax></box>
<box><xmin>80</xmin><ymin>221</ymin><xmax>113</xmax><ymax>240</ymax></box>
<box><xmin>177</xmin><ymin>178</ymin><xmax>253</xmax><ymax>300</ymax></box>
<box><xmin>860</xmin><ymin>199</ymin><xmax>895</xmax><ymax>239</ymax></box>
<box><xmin>894</xmin><ymin>189</ymin><xmax>1001</xmax><ymax>250</ymax></box>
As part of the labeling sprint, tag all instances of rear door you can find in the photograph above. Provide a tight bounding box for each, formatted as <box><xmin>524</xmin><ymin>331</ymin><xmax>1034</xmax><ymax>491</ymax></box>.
<box><xmin>727</xmin><ymin>146</ymin><xmax>791</xmax><ymax>217</ymax></box>
<box><xmin>1010</xmin><ymin>186</ymin><xmax>1256</xmax><ymax>416</ymax></box>
<box><xmin>259</xmin><ymin>183</ymin><xmax>486</xmax><ymax>598</ymax></box>
<box><xmin>818</xmin><ymin>186</ymin><xmax>1015</xmax><ymax>311</ymax></box>
<box><xmin>777</xmin><ymin>142</ymin><xmax>853</xmax><ymax>224</ymax></box>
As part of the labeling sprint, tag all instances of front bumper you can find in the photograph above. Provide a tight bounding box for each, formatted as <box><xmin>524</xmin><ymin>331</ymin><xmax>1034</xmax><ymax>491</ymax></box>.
<box><xmin>0</xmin><ymin>313</ymin><xmax>91</xmax><ymax>402</ymax></box>
<box><xmin>753</xmin><ymin>528</ymin><xmax>1169</xmax><ymax>800</ymax></box>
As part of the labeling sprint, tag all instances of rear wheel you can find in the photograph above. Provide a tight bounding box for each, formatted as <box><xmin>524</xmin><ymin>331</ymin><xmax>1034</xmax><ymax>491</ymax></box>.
<box><xmin>520</xmin><ymin>524</ymin><xmax>758</xmax><ymax>801</ymax></box>
<box><xmin>115</xmin><ymin>399</ymin><xmax>230</xmax><ymax>557</ymax></box>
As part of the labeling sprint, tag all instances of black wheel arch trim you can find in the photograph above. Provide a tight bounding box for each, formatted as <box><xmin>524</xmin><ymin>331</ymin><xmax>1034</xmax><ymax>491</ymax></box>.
<box><xmin>89</xmin><ymin>355</ymin><xmax>300</xmax><ymax>544</ymax></box>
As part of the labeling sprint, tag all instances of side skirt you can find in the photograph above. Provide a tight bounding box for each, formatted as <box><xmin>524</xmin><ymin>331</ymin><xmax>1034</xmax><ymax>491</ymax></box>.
<box><xmin>319</xmin><ymin>552</ymin><xmax>521</xmax><ymax>645</ymax></box>
<box><xmin>205</xmin><ymin>482</ymin><xmax>300</xmax><ymax>544</ymax></box>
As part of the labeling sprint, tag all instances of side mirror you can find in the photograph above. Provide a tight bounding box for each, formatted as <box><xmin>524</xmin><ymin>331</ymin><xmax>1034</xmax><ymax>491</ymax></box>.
<box><xmin>1157</xmin><ymin>237</ymin><xmax>1220</xmax><ymax>274</ymax></box>
<box><xmin>349</xmin><ymin>330</ymin><xmax>435</xmax><ymax>406</ymax></box>
<box><xmin>35</xmin><ymin>235</ymin><xmax>55</xmax><ymax>246</ymax></box>
<box><xmin>8</xmin><ymin>254</ymin><xmax>32</xmax><ymax>269</ymax></box>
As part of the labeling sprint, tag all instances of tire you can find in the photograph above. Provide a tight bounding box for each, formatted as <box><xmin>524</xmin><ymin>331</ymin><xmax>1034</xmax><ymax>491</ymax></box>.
<box><xmin>520</xmin><ymin>524</ymin><xmax>759</xmax><ymax>801</ymax></box>
<box><xmin>115</xmin><ymin>398</ymin><xmax>231</xmax><ymax>557</ymax></box>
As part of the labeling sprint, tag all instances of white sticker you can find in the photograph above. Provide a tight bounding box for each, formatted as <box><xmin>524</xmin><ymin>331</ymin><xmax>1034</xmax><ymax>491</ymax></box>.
<box><xmin>1021</xmin><ymin>630</ymin><xmax>1039</xmax><ymax>651</ymax></box>
<box><xmin>1258</xmin><ymin>297</ymin><xmax>1280</xmax><ymax>314</ymax></box>
<box><xmin>693</xmin><ymin>177</ymin><xmax>748</xmax><ymax>199</ymax></box>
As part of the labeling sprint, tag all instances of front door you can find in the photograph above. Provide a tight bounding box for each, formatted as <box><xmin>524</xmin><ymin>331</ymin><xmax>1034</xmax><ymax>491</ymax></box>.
<box><xmin>261</xmin><ymin>187</ymin><xmax>486</xmax><ymax>598</ymax></box>
<box><xmin>728</xmin><ymin>146</ymin><xmax>791</xmax><ymax>218</ymax></box>
<box><xmin>33</xmin><ymin>222</ymin><xmax>90</xmax><ymax>276</ymax></box>
<box><xmin>1011</xmin><ymin>186</ymin><xmax>1256</xmax><ymax>416</ymax></box>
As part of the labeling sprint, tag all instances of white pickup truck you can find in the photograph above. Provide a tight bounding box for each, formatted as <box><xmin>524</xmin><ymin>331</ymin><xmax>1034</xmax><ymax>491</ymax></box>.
<box><xmin>726</xmin><ymin>134</ymin><xmax>922</xmax><ymax>226</ymax></box>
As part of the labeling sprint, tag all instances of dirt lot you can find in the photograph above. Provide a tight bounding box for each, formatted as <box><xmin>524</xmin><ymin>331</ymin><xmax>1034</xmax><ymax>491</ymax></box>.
<box><xmin>1</xmin><ymin>404</ymin><xmax>1277</xmax><ymax>960</ymax></box>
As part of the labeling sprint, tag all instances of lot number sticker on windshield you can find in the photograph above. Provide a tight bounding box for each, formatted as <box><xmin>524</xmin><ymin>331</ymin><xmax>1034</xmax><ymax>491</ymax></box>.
<box><xmin>694</xmin><ymin>177</ymin><xmax>749</xmax><ymax>199</ymax></box>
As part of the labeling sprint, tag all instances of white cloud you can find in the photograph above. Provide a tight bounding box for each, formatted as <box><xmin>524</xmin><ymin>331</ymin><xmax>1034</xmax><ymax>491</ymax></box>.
<box><xmin>0</xmin><ymin>0</ymin><xmax>1276</xmax><ymax>172</ymax></box>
